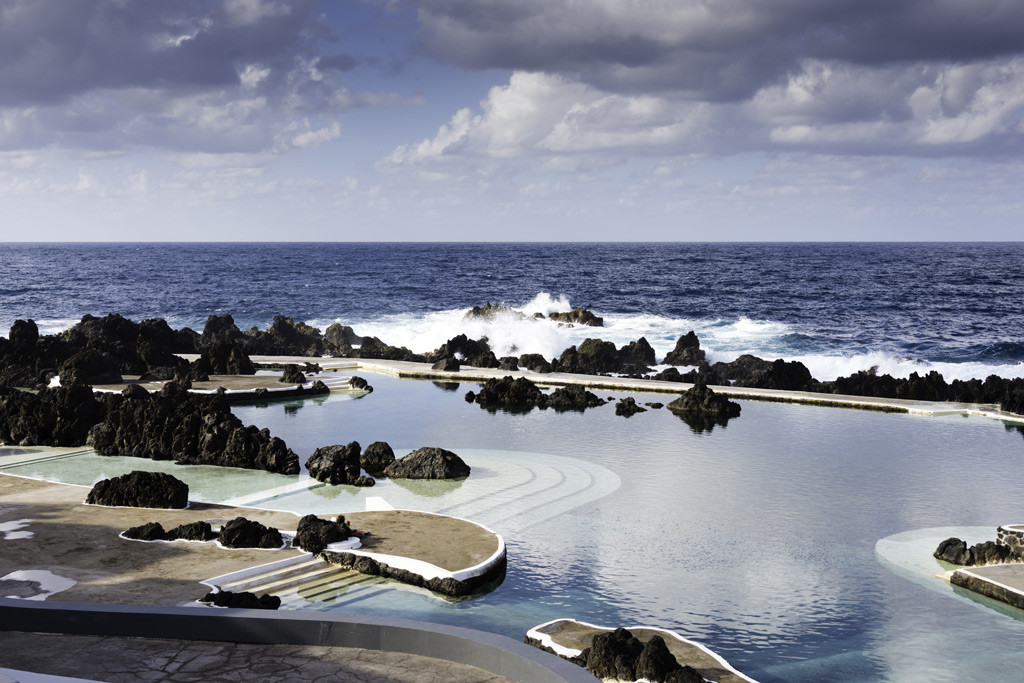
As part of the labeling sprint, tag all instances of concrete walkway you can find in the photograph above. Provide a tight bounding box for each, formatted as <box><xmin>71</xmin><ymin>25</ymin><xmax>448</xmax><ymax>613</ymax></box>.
<box><xmin>0</xmin><ymin>632</ymin><xmax>511</xmax><ymax>683</ymax></box>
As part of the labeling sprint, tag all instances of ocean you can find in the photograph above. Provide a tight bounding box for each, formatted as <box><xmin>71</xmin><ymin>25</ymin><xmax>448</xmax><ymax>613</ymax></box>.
<box><xmin>4</xmin><ymin>241</ymin><xmax>1024</xmax><ymax>682</ymax></box>
<box><xmin>2</xmin><ymin>242</ymin><xmax>1023</xmax><ymax>381</ymax></box>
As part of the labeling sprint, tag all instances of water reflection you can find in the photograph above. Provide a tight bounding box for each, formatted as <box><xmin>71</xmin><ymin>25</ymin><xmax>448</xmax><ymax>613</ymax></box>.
<box><xmin>432</xmin><ymin>381</ymin><xmax>461</xmax><ymax>392</ymax></box>
<box><xmin>387</xmin><ymin>475</ymin><xmax>466</xmax><ymax>498</ymax></box>
<box><xmin>673</xmin><ymin>412</ymin><xmax>736</xmax><ymax>434</ymax></box>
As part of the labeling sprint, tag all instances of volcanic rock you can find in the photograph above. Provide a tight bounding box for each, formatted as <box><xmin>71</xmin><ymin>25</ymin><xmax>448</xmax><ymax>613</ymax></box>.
<box><xmin>552</xmin><ymin>339</ymin><xmax>621</xmax><ymax>375</ymax></box>
<box><xmin>199</xmin><ymin>590</ymin><xmax>281</xmax><ymax>610</ymax></box>
<box><xmin>518</xmin><ymin>353</ymin><xmax>551</xmax><ymax>373</ymax></box>
<box><xmin>243</xmin><ymin>316</ymin><xmax>326</xmax><ymax>356</ymax></box>
<box><xmin>664</xmin><ymin>331</ymin><xmax>706</xmax><ymax>366</ymax></box>
<box><xmin>586</xmin><ymin>628</ymin><xmax>644</xmax><ymax>681</ymax></box>
<box><xmin>384</xmin><ymin>447</ymin><xmax>470</xmax><ymax>479</ymax></box>
<box><xmin>86</xmin><ymin>470</ymin><xmax>189</xmax><ymax>509</ymax></box>
<box><xmin>615</xmin><ymin>397</ymin><xmax>647</xmax><ymax>417</ymax></box>
<box><xmin>294</xmin><ymin>514</ymin><xmax>352</xmax><ymax>554</ymax></box>
<box><xmin>218</xmin><ymin>517</ymin><xmax>283</xmax><ymax>549</ymax></box>
<box><xmin>498</xmin><ymin>356</ymin><xmax>519</xmax><ymax>371</ymax></box>
<box><xmin>85</xmin><ymin>381</ymin><xmax>299</xmax><ymax>474</ymax></box>
<box><xmin>123</xmin><ymin>521</ymin><xmax>166</xmax><ymax>541</ymax></box>
<box><xmin>165</xmin><ymin>521</ymin><xmax>217</xmax><ymax>542</ymax></box>
<box><xmin>305</xmin><ymin>442</ymin><xmax>365</xmax><ymax>485</ymax></box>
<box><xmin>548</xmin><ymin>308</ymin><xmax>603</xmax><ymax>327</ymax></box>
<box><xmin>464</xmin><ymin>302</ymin><xmax>519</xmax><ymax>319</ymax></box>
<box><xmin>0</xmin><ymin>384</ymin><xmax>105</xmax><ymax>447</ymax></box>
<box><xmin>635</xmin><ymin>635</ymin><xmax>683</xmax><ymax>682</ymax></box>
<box><xmin>58</xmin><ymin>350</ymin><xmax>123</xmax><ymax>385</ymax></box>
<box><xmin>432</xmin><ymin>357</ymin><xmax>461</xmax><ymax>371</ymax></box>
<box><xmin>361</xmin><ymin>441</ymin><xmax>395</xmax><ymax>476</ymax></box>
<box><xmin>667</xmin><ymin>381</ymin><xmax>741</xmax><ymax>418</ymax></box>
<box><xmin>545</xmin><ymin>385</ymin><xmax>606</xmax><ymax>412</ymax></box>
<box><xmin>279</xmin><ymin>364</ymin><xmax>306</xmax><ymax>384</ymax></box>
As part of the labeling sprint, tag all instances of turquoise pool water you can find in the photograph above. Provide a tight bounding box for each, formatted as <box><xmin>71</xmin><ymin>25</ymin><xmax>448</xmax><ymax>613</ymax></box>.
<box><xmin>7</xmin><ymin>374</ymin><xmax>1024</xmax><ymax>682</ymax></box>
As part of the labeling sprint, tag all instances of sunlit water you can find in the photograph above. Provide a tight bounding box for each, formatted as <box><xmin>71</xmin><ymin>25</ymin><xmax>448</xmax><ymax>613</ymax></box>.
<box><xmin>6</xmin><ymin>374</ymin><xmax>1024</xmax><ymax>681</ymax></box>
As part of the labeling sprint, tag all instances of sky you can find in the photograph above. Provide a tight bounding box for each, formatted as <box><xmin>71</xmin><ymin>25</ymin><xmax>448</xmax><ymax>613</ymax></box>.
<box><xmin>1</xmin><ymin>0</ymin><xmax>1023</xmax><ymax>241</ymax></box>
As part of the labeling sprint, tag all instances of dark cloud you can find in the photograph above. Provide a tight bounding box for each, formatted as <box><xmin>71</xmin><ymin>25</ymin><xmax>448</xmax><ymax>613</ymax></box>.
<box><xmin>409</xmin><ymin>0</ymin><xmax>1024</xmax><ymax>100</ymax></box>
<box><xmin>0</xmin><ymin>0</ymin><xmax>323</xmax><ymax>107</ymax></box>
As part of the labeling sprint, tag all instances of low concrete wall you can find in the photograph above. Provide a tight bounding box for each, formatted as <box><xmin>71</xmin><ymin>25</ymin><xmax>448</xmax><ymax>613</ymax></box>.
<box><xmin>0</xmin><ymin>598</ymin><xmax>596</xmax><ymax>683</ymax></box>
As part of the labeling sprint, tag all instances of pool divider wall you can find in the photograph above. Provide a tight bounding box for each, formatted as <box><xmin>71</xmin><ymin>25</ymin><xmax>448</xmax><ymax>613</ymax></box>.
<box><xmin>0</xmin><ymin>597</ymin><xmax>597</xmax><ymax>683</ymax></box>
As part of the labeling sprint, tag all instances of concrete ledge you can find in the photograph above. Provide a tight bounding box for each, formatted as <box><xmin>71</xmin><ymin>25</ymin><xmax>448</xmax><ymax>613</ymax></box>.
<box><xmin>951</xmin><ymin>565</ymin><xmax>1024</xmax><ymax>611</ymax></box>
<box><xmin>0</xmin><ymin>598</ymin><xmax>597</xmax><ymax>683</ymax></box>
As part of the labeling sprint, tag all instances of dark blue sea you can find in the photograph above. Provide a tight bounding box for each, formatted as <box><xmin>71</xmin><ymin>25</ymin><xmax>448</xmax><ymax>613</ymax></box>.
<box><xmin>1</xmin><ymin>242</ymin><xmax>1023</xmax><ymax>380</ymax></box>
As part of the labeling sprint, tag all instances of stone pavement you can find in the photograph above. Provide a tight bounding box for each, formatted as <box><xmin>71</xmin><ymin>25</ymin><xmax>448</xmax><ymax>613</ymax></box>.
<box><xmin>0</xmin><ymin>631</ymin><xmax>512</xmax><ymax>683</ymax></box>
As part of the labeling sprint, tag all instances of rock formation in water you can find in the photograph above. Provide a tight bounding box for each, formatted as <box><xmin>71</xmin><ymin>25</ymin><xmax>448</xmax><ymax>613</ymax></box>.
<box><xmin>548</xmin><ymin>308</ymin><xmax>603</xmax><ymax>327</ymax></box>
<box><xmin>667</xmin><ymin>381</ymin><xmax>741</xmax><ymax>418</ymax></box>
<box><xmin>384</xmin><ymin>446</ymin><xmax>470</xmax><ymax>479</ymax></box>
<box><xmin>615</xmin><ymin>397</ymin><xmax>647</xmax><ymax>417</ymax></box>
<box><xmin>305</xmin><ymin>442</ymin><xmax>375</xmax><ymax>486</ymax></box>
<box><xmin>86</xmin><ymin>382</ymin><xmax>300</xmax><ymax>474</ymax></box>
<box><xmin>430</xmin><ymin>334</ymin><xmax>499</xmax><ymax>368</ymax></box>
<box><xmin>86</xmin><ymin>470</ymin><xmax>189</xmax><ymax>509</ymax></box>
<box><xmin>663</xmin><ymin>331</ymin><xmax>707</xmax><ymax>367</ymax></box>
<box><xmin>464</xmin><ymin>376</ymin><xmax>606</xmax><ymax>413</ymax></box>
<box><xmin>360</xmin><ymin>441</ymin><xmax>395</xmax><ymax>476</ymax></box>
<box><xmin>934</xmin><ymin>537</ymin><xmax>1013</xmax><ymax>566</ymax></box>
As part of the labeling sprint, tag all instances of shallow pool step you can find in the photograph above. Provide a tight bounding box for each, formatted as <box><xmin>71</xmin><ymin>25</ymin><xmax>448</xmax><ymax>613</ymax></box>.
<box><xmin>218</xmin><ymin>557</ymin><xmax>330</xmax><ymax>593</ymax></box>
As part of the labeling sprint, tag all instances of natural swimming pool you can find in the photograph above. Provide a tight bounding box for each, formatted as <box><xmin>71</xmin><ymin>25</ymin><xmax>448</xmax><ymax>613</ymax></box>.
<box><xmin>5</xmin><ymin>374</ymin><xmax>1024</xmax><ymax>682</ymax></box>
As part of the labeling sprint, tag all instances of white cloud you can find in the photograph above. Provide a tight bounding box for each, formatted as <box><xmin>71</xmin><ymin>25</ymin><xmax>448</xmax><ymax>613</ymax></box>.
<box><xmin>290</xmin><ymin>121</ymin><xmax>341</xmax><ymax>148</ymax></box>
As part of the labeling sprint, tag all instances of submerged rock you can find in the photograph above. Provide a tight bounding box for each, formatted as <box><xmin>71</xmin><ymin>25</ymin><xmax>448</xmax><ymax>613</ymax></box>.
<box><xmin>385</xmin><ymin>447</ymin><xmax>470</xmax><ymax>479</ymax></box>
<box><xmin>86</xmin><ymin>470</ymin><xmax>189</xmax><ymax>509</ymax></box>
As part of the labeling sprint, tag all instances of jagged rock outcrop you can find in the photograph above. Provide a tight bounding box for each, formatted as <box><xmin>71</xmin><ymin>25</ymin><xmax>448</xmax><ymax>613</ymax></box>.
<box><xmin>361</xmin><ymin>441</ymin><xmax>395</xmax><ymax>476</ymax></box>
<box><xmin>350</xmin><ymin>336</ymin><xmax>427</xmax><ymax>362</ymax></box>
<box><xmin>635</xmin><ymin>635</ymin><xmax>684</xmax><ymax>682</ymax></box>
<box><xmin>615</xmin><ymin>397</ymin><xmax>647</xmax><ymax>417</ymax></box>
<box><xmin>431</xmin><ymin>334</ymin><xmax>499</xmax><ymax>368</ymax></box>
<box><xmin>664</xmin><ymin>331</ymin><xmax>707</xmax><ymax>366</ymax></box>
<box><xmin>123</xmin><ymin>521</ymin><xmax>166</xmax><ymax>541</ymax></box>
<box><xmin>305</xmin><ymin>442</ymin><xmax>374</xmax><ymax>486</ymax></box>
<box><xmin>294</xmin><ymin>514</ymin><xmax>352</xmax><ymax>554</ymax></box>
<box><xmin>552</xmin><ymin>339</ymin><xmax>621</xmax><ymax>375</ymax></box>
<box><xmin>349</xmin><ymin>375</ymin><xmax>372</xmax><ymax>392</ymax></box>
<box><xmin>199</xmin><ymin>590</ymin><xmax>281</xmax><ymax>610</ymax></box>
<box><xmin>465</xmin><ymin>376</ymin><xmax>606</xmax><ymax>413</ymax></box>
<box><xmin>586</xmin><ymin>628</ymin><xmax>645</xmax><ymax>681</ymax></box>
<box><xmin>748</xmin><ymin>358</ymin><xmax>816</xmax><ymax>392</ymax></box>
<box><xmin>124</xmin><ymin>520</ymin><xmax>217</xmax><ymax>542</ymax></box>
<box><xmin>0</xmin><ymin>384</ymin><xmax>105</xmax><ymax>446</ymax></box>
<box><xmin>384</xmin><ymin>447</ymin><xmax>470</xmax><ymax>479</ymax></box>
<box><xmin>518</xmin><ymin>353</ymin><xmax>551</xmax><ymax>373</ymax></box>
<box><xmin>545</xmin><ymin>385</ymin><xmax>605</xmax><ymax>411</ymax></box>
<box><xmin>86</xmin><ymin>470</ymin><xmax>189</xmax><ymax>509</ymax></box>
<box><xmin>279</xmin><ymin>364</ymin><xmax>306</xmax><ymax>384</ymax></box>
<box><xmin>324</xmin><ymin>323</ymin><xmax>362</xmax><ymax>357</ymax></box>
<box><xmin>218</xmin><ymin>517</ymin><xmax>283</xmax><ymax>549</ymax></box>
<box><xmin>432</xmin><ymin>357</ymin><xmax>461</xmax><ymax>371</ymax></box>
<box><xmin>667</xmin><ymin>381</ymin><xmax>741</xmax><ymax>419</ymax></box>
<box><xmin>194</xmin><ymin>340</ymin><xmax>256</xmax><ymax>375</ymax></box>
<box><xmin>498</xmin><ymin>356</ymin><xmax>519</xmax><ymax>371</ymax></box>
<box><xmin>243</xmin><ymin>315</ymin><xmax>326</xmax><ymax>356</ymax></box>
<box><xmin>85</xmin><ymin>382</ymin><xmax>299</xmax><ymax>474</ymax></box>
<box><xmin>619</xmin><ymin>337</ymin><xmax>656</xmax><ymax>371</ymax></box>
<box><xmin>200</xmin><ymin>314</ymin><xmax>245</xmax><ymax>348</ymax></box>
<box><xmin>934</xmin><ymin>537</ymin><xmax>1012</xmax><ymax>566</ymax></box>
<box><xmin>464</xmin><ymin>302</ymin><xmax>519</xmax><ymax>319</ymax></box>
<box><xmin>58</xmin><ymin>350</ymin><xmax>123</xmax><ymax>385</ymax></box>
<box><xmin>548</xmin><ymin>308</ymin><xmax>603</xmax><ymax>327</ymax></box>
<box><xmin>711</xmin><ymin>354</ymin><xmax>774</xmax><ymax>383</ymax></box>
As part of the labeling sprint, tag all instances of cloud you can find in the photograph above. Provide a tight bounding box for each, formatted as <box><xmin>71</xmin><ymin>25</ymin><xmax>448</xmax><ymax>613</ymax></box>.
<box><xmin>410</xmin><ymin>0</ymin><xmax>1024</xmax><ymax>100</ymax></box>
<box><xmin>0</xmin><ymin>0</ymin><xmax>395</xmax><ymax>157</ymax></box>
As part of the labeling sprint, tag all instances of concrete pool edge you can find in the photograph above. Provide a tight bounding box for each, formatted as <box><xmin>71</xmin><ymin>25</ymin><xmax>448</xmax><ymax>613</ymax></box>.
<box><xmin>0</xmin><ymin>597</ymin><xmax>598</xmax><ymax>683</ymax></box>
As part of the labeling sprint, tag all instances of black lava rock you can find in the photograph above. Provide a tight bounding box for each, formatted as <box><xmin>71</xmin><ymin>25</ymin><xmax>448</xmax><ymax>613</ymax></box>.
<box><xmin>586</xmin><ymin>628</ymin><xmax>644</xmax><ymax>681</ymax></box>
<box><xmin>86</xmin><ymin>470</ymin><xmax>188</xmax><ymax>509</ymax></box>
<box><xmin>615</xmin><ymin>397</ymin><xmax>647</xmax><ymax>417</ymax></box>
<box><xmin>165</xmin><ymin>521</ymin><xmax>217</xmax><ymax>542</ymax></box>
<box><xmin>305</xmin><ymin>442</ymin><xmax>367</xmax><ymax>485</ymax></box>
<box><xmin>218</xmin><ymin>517</ymin><xmax>283</xmax><ymax>549</ymax></box>
<box><xmin>384</xmin><ymin>446</ymin><xmax>470</xmax><ymax>479</ymax></box>
<box><xmin>635</xmin><ymin>635</ymin><xmax>683</xmax><ymax>682</ymax></box>
<box><xmin>361</xmin><ymin>441</ymin><xmax>395</xmax><ymax>476</ymax></box>
<box><xmin>294</xmin><ymin>514</ymin><xmax>352</xmax><ymax>554</ymax></box>
<box><xmin>123</xmin><ymin>521</ymin><xmax>166</xmax><ymax>541</ymax></box>
<box><xmin>200</xmin><ymin>590</ymin><xmax>281</xmax><ymax>610</ymax></box>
